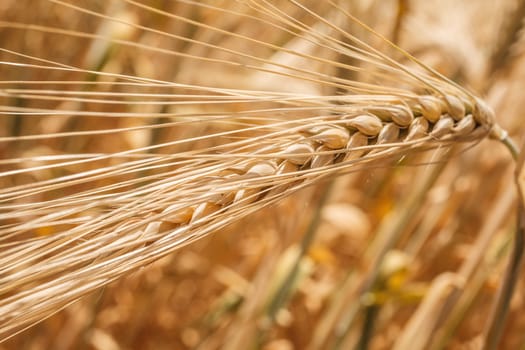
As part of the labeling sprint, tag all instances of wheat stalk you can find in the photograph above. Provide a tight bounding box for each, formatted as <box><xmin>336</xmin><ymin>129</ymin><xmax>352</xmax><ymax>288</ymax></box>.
<box><xmin>0</xmin><ymin>0</ymin><xmax>513</xmax><ymax>343</ymax></box>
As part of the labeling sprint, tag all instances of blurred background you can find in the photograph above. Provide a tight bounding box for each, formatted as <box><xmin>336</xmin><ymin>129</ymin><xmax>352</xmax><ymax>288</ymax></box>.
<box><xmin>1</xmin><ymin>1</ymin><xmax>524</xmax><ymax>349</ymax></box>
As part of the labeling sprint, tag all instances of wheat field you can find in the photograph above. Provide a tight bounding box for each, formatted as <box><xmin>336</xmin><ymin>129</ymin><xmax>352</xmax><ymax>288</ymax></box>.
<box><xmin>1</xmin><ymin>1</ymin><xmax>525</xmax><ymax>349</ymax></box>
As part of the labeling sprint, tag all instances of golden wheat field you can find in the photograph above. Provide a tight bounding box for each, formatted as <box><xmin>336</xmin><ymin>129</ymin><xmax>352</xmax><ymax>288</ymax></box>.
<box><xmin>1</xmin><ymin>1</ymin><xmax>525</xmax><ymax>349</ymax></box>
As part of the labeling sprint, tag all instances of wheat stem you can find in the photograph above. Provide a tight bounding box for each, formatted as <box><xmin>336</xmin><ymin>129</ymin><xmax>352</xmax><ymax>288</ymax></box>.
<box><xmin>482</xmin><ymin>139</ymin><xmax>525</xmax><ymax>350</ymax></box>
<box><xmin>266</xmin><ymin>182</ymin><xmax>332</xmax><ymax>323</ymax></box>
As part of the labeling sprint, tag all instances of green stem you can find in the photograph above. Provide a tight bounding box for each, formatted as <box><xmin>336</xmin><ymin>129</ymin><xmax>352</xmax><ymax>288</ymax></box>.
<box><xmin>482</xmin><ymin>135</ymin><xmax>523</xmax><ymax>350</ymax></box>
<box><xmin>356</xmin><ymin>304</ymin><xmax>380</xmax><ymax>350</ymax></box>
<box><xmin>482</xmin><ymin>202</ymin><xmax>524</xmax><ymax>350</ymax></box>
<box><xmin>266</xmin><ymin>181</ymin><xmax>334</xmax><ymax>321</ymax></box>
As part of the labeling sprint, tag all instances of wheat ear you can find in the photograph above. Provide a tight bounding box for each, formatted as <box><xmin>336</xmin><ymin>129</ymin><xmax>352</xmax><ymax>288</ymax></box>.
<box><xmin>0</xmin><ymin>0</ymin><xmax>508</xmax><ymax>341</ymax></box>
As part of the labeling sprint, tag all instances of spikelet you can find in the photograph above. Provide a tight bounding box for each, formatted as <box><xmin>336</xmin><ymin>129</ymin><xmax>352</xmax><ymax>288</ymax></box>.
<box><xmin>0</xmin><ymin>0</ymin><xmax>502</xmax><ymax>340</ymax></box>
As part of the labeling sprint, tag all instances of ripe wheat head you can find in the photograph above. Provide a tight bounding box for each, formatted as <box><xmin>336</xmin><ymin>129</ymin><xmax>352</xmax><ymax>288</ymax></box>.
<box><xmin>0</xmin><ymin>0</ymin><xmax>510</xmax><ymax>341</ymax></box>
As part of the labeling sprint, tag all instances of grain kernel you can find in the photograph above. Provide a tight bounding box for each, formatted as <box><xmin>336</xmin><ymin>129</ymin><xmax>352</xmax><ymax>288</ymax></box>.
<box><xmin>390</xmin><ymin>106</ymin><xmax>414</xmax><ymax>127</ymax></box>
<box><xmin>344</xmin><ymin>132</ymin><xmax>369</xmax><ymax>161</ymax></box>
<box><xmin>277</xmin><ymin>160</ymin><xmax>299</xmax><ymax>174</ymax></box>
<box><xmin>281</xmin><ymin>143</ymin><xmax>315</xmax><ymax>165</ymax></box>
<box><xmin>247</xmin><ymin>162</ymin><xmax>277</xmax><ymax>177</ymax></box>
<box><xmin>377</xmin><ymin>123</ymin><xmax>400</xmax><ymax>144</ymax></box>
<box><xmin>430</xmin><ymin>116</ymin><xmax>454</xmax><ymax>138</ymax></box>
<box><xmin>417</xmin><ymin>95</ymin><xmax>443</xmax><ymax>123</ymax></box>
<box><xmin>190</xmin><ymin>202</ymin><xmax>222</xmax><ymax>223</ymax></box>
<box><xmin>472</xmin><ymin>97</ymin><xmax>495</xmax><ymax>126</ymax></box>
<box><xmin>233</xmin><ymin>188</ymin><xmax>260</xmax><ymax>205</ymax></box>
<box><xmin>444</xmin><ymin>94</ymin><xmax>465</xmax><ymax>120</ymax></box>
<box><xmin>163</xmin><ymin>206</ymin><xmax>194</xmax><ymax>224</ymax></box>
<box><xmin>453</xmin><ymin>114</ymin><xmax>476</xmax><ymax>135</ymax></box>
<box><xmin>311</xmin><ymin>145</ymin><xmax>335</xmax><ymax>168</ymax></box>
<box><xmin>405</xmin><ymin>117</ymin><xmax>430</xmax><ymax>141</ymax></box>
<box><xmin>345</xmin><ymin>114</ymin><xmax>383</xmax><ymax>136</ymax></box>
<box><xmin>313</xmin><ymin>127</ymin><xmax>350</xmax><ymax>149</ymax></box>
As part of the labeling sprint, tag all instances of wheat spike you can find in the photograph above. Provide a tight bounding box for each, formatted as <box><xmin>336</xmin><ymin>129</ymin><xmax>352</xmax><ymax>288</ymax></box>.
<box><xmin>0</xmin><ymin>0</ymin><xmax>505</xmax><ymax>341</ymax></box>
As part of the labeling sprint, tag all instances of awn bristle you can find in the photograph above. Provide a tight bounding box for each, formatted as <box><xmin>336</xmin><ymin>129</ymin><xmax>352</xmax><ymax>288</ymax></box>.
<box><xmin>0</xmin><ymin>0</ymin><xmax>501</xmax><ymax>340</ymax></box>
